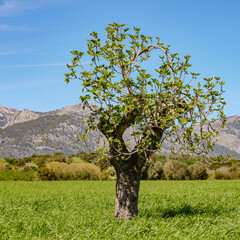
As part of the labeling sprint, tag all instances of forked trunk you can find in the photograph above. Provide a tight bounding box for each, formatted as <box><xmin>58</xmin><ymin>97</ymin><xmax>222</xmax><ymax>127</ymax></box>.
<box><xmin>114</xmin><ymin>164</ymin><xmax>141</xmax><ymax>220</ymax></box>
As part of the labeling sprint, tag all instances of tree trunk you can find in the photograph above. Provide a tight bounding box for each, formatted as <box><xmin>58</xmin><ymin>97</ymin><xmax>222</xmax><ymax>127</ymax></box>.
<box><xmin>114</xmin><ymin>163</ymin><xmax>141</xmax><ymax>220</ymax></box>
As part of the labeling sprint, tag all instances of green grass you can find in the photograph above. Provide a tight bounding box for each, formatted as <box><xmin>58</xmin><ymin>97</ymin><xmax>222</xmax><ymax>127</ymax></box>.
<box><xmin>0</xmin><ymin>180</ymin><xmax>240</xmax><ymax>239</ymax></box>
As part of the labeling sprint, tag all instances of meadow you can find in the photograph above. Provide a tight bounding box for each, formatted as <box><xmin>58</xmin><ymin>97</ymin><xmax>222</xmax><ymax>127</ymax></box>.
<box><xmin>0</xmin><ymin>180</ymin><xmax>240</xmax><ymax>239</ymax></box>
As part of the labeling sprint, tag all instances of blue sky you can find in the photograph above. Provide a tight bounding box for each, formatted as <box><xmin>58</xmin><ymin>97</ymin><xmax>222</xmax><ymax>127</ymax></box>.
<box><xmin>0</xmin><ymin>0</ymin><xmax>239</xmax><ymax>116</ymax></box>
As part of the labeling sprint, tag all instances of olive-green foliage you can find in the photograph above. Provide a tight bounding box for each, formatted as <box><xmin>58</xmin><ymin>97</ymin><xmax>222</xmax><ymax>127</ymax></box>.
<box><xmin>0</xmin><ymin>158</ymin><xmax>6</xmax><ymax>163</ymax></box>
<box><xmin>0</xmin><ymin>170</ymin><xmax>34</xmax><ymax>181</ymax></box>
<box><xmin>150</xmin><ymin>154</ymin><xmax>167</xmax><ymax>163</ymax></box>
<box><xmin>45</xmin><ymin>162</ymin><xmax>101</xmax><ymax>180</ymax></box>
<box><xmin>229</xmin><ymin>164</ymin><xmax>240</xmax><ymax>179</ymax></box>
<box><xmin>74</xmin><ymin>152</ymin><xmax>110</xmax><ymax>172</ymax></box>
<box><xmin>98</xmin><ymin>157</ymin><xmax>111</xmax><ymax>172</ymax></box>
<box><xmin>37</xmin><ymin>167</ymin><xmax>57</xmax><ymax>181</ymax></box>
<box><xmin>148</xmin><ymin>162</ymin><xmax>164</xmax><ymax>180</ymax></box>
<box><xmin>50</xmin><ymin>152</ymin><xmax>67</xmax><ymax>163</ymax></box>
<box><xmin>141</xmin><ymin>154</ymin><xmax>165</xmax><ymax>180</ymax></box>
<box><xmin>68</xmin><ymin>153</ymin><xmax>75</xmax><ymax>158</ymax></box>
<box><xmin>213</xmin><ymin>171</ymin><xmax>231</xmax><ymax>180</ymax></box>
<box><xmin>148</xmin><ymin>161</ymin><xmax>164</xmax><ymax>180</ymax></box>
<box><xmin>71</xmin><ymin>157</ymin><xmax>83</xmax><ymax>163</ymax></box>
<box><xmin>35</xmin><ymin>158</ymin><xmax>46</xmax><ymax>168</ymax></box>
<box><xmin>211</xmin><ymin>164</ymin><xmax>240</xmax><ymax>180</ymax></box>
<box><xmin>0</xmin><ymin>181</ymin><xmax>240</xmax><ymax>239</ymax></box>
<box><xmin>76</xmin><ymin>151</ymin><xmax>92</xmax><ymax>162</ymax></box>
<box><xmin>141</xmin><ymin>154</ymin><xmax>208</xmax><ymax>180</ymax></box>
<box><xmin>208</xmin><ymin>158</ymin><xmax>240</xmax><ymax>170</ymax></box>
<box><xmin>31</xmin><ymin>154</ymin><xmax>53</xmax><ymax>168</ymax></box>
<box><xmin>4</xmin><ymin>158</ymin><xmax>25</xmax><ymax>167</ymax></box>
<box><xmin>163</xmin><ymin>160</ymin><xmax>189</xmax><ymax>180</ymax></box>
<box><xmin>142</xmin><ymin>160</ymin><xmax>163</xmax><ymax>180</ymax></box>
<box><xmin>0</xmin><ymin>162</ymin><xmax>12</xmax><ymax>171</ymax></box>
<box><xmin>167</xmin><ymin>154</ymin><xmax>205</xmax><ymax>166</ymax></box>
<box><xmin>2</xmin><ymin>152</ymin><xmax>239</xmax><ymax>181</ymax></box>
<box><xmin>101</xmin><ymin>166</ymin><xmax>117</xmax><ymax>180</ymax></box>
<box><xmin>189</xmin><ymin>161</ymin><xmax>208</xmax><ymax>180</ymax></box>
<box><xmin>18</xmin><ymin>163</ymin><xmax>38</xmax><ymax>172</ymax></box>
<box><xmin>75</xmin><ymin>151</ymin><xmax>96</xmax><ymax>163</ymax></box>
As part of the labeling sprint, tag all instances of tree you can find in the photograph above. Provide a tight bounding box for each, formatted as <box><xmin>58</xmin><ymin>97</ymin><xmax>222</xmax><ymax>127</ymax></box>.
<box><xmin>65</xmin><ymin>23</ymin><xmax>226</xmax><ymax>219</ymax></box>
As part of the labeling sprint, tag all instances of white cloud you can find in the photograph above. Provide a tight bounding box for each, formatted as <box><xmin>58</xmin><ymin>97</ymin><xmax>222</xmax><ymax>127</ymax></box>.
<box><xmin>0</xmin><ymin>0</ymin><xmax>43</xmax><ymax>16</ymax></box>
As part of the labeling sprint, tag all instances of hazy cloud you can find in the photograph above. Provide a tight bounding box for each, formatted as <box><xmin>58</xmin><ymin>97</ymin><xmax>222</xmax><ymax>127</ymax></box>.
<box><xmin>0</xmin><ymin>24</ymin><xmax>35</xmax><ymax>31</ymax></box>
<box><xmin>0</xmin><ymin>61</ymin><xmax>90</xmax><ymax>68</ymax></box>
<box><xmin>0</xmin><ymin>50</ymin><xmax>29</xmax><ymax>56</ymax></box>
<box><xmin>0</xmin><ymin>62</ymin><xmax>66</xmax><ymax>68</ymax></box>
<box><xmin>0</xmin><ymin>0</ymin><xmax>43</xmax><ymax>16</ymax></box>
<box><xmin>0</xmin><ymin>79</ymin><xmax>61</xmax><ymax>91</ymax></box>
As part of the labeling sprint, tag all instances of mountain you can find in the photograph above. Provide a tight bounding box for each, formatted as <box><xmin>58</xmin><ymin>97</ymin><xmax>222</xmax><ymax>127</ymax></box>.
<box><xmin>0</xmin><ymin>104</ymin><xmax>239</xmax><ymax>158</ymax></box>
<box><xmin>212</xmin><ymin>115</ymin><xmax>240</xmax><ymax>157</ymax></box>
<box><xmin>0</xmin><ymin>114</ymin><xmax>100</xmax><ymax>158</ymax></box>
<box><xmin>0</xmin><ymin>104</ymin><xmax>98</xmax><ymax>158</ymax></box>
<box><xmin>0</xmin><ymin>103</ymin><xmax>91</xmax><ymax>129</ymax></box>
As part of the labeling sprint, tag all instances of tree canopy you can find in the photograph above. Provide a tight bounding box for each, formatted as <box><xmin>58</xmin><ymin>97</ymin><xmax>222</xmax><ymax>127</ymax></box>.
<box><xmin>65</xmin><ymin>23</ymin><xmax>226</xmax><ymax>160</ymax></box>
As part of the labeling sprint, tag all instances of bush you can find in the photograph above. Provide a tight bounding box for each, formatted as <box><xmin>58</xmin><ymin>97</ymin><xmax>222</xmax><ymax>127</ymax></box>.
<box><xmin>18</xmin><ymin>163</ymin><xmax>38</xmax><ymax>172</ymax></box>
<box><xmin>150</xmin><ymin>154</ymin><xmax>167</xmax><ymax>163</ymax></box>
<box><xmin>148</xmin><ymin>162</ymin><xmax>163</xmax><ymax>180</ymax></box>
<box><xmin>45</xmin><ymin>162</ymin><xmax>67</xmax><ymax>179</ymax></box>
<box><xmin>75</xmin><ymin>151</ymin><xmax>94</xmax><ymax>163</ymax></box>
<box><xmin>4</xmin><ymin>158</ymin><xmax>25</xmax><ymax>167</ymax></box>
<box><xmin>141</xmin><ymin>155</ymin><xmax>164</xmax><ymax>180</ymax></box>
<box><xmin>67</xmin><ymin>154</ymin><xmax>75</xmax><ymax>164</ymax></box>
<box><xmin>189</xmin><ymin>161</ymin><xmax>208</xmax><ymax>180</ymax></box>
<box><xmin>163</xmin><ymin>160</ymin><xmax>189</xmax><ymax>180</ymax></box>
<box><xmin>229</xmin><ymin>164</ymin><xmax>240</xmax><ymax>179</ymax></box>
<box><xmin>33</xmin><ymin>155</ymin><xmax>52</xmax><ymax>168</ymax></box>
<box><xmin>98</xmin><ymin>157</ymin><xmax>111</xmax><ymax>172</ymax></box>
<box><xmin>0</xmin><ymin>170</ymin><xmax>35</xmax><ymax>181</ymax></box>
<box><xmin>0</xmin><ymin>162</ymin><xmax>12</xmax><ymax>171</ymax></box>
<box><xmin>45</xmin><ymin>162</ymin><xmax>101</xmax><ymax>180</ymax></box>
<box><xmin>35</xmin><ymin>158</ymin><xmax>46</xmax><ymax>168</ymax></box>
<box><xmin>213</xmin><ymin>171</ymin><xmax>231</xmax><ymax>180</ymax></box>
<box><xmin>68</xmin><ymin>153</ymin><xmax>75</xmax><ymax>158</ymax></box>
<box><xmin>50</xmin><ymin>153</ymin><xmax>67</xmax><ymax>163</ymax></box>
<box><xmin>101</xmin><ymin>167</ymin><xmax>116</xmax><ymax>180</ymax></box>
<box><xmin>37</xmin><ymin>167</ymin><xmax>57</xmax><ymax>181</ymax></box>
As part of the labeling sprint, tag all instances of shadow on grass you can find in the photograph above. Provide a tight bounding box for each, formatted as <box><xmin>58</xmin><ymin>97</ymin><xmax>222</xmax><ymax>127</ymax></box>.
<box><xmin>140</xmin><ymin>203</ymin><xmax>224</xmax><ymax>219</ymax></box>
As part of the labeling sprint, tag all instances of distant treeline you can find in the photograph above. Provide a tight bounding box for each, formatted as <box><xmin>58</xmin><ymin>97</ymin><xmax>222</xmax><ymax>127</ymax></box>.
<box><xmin>0</xmin><ymin>152</ymin><xmax>240</xmax><ymax>181</ymax></box>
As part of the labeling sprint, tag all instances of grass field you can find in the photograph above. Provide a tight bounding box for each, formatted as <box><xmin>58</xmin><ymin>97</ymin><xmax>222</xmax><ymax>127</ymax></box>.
<box><xmin>0</xmin><ymin>180</ymin><xmax>240</xmax><ymax>239</ymax></box>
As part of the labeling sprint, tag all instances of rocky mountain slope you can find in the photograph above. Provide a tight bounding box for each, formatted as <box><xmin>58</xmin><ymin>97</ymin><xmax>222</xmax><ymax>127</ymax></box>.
<box><xmin>213</xmin><ymin>115</ymin><xmax>240</xmax><ymax>157</ymax></box>
<box><xmin>0</xmin><ymin>104</ymin><xmax>239</xmax><ymax>158</ymax></box>
<box><xmin>0</xmin><ymin>103</ymin><xmax>91</xmax><ymax>129</ymax></box>
<box><xmin>0</xmin><ymin>114</ymin><xmax>100</xmax><ymax>158</ymax></box>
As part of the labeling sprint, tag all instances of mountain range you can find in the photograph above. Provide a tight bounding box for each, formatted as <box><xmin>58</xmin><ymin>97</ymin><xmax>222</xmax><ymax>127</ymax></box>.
<box><xmin>0</xmin><ymin>104</ymin><xmax>239</xmax><ymax>158</ymax></box>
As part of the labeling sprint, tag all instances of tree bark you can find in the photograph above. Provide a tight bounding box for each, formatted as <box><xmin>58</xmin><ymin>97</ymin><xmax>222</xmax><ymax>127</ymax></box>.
<box><xmin>114</xmin><ymin>161</ymin><xmax>141</xmax><ymax>220</ymax></box>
